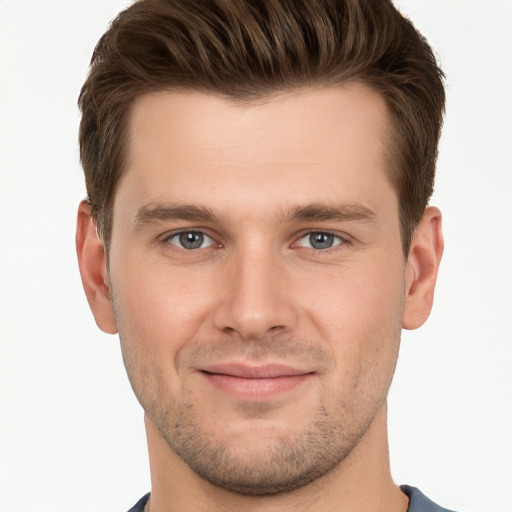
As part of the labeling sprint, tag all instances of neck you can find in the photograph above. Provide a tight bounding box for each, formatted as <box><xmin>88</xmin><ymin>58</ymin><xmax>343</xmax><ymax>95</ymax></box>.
<box><xmin>144</xmin><ymin>402</ymin><xmax>408</xmax><ymax>512</ymax></box>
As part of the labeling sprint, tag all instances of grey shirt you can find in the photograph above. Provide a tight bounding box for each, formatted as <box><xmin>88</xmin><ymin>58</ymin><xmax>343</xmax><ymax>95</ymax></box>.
<box><xmin>401</xmin><ymin>485</ymin><xmax>457</xmax><ymax>512</ymax></box>
<box><xmin>127</xmin><ymin>485</ymin><xmax>457</xmax><ymax>511</ymax></box>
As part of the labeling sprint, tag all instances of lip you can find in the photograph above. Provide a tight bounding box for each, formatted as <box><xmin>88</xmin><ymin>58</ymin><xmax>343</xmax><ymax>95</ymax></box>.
<box><xmin>199</xmin><ymin>363</ymin><xmax>314</xmax><ymax>399</ymax></box>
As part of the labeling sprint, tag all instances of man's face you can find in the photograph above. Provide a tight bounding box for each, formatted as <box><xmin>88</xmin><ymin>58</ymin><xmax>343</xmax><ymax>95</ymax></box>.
<box><xmin>108</xmin><ymin>85</ymin><xmax>407</xmax><ymax>494</ymax></box>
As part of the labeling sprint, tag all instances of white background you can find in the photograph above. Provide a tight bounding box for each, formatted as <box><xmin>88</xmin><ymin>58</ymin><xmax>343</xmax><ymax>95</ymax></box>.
<box><xmin>0</xmin><ymin>1</ymin><xmax>511</xmax><ymax>511</ymax></box>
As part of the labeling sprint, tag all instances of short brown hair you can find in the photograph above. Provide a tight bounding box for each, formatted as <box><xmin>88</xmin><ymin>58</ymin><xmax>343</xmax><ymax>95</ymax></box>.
<box><xmin>78</xmin><ymin>0</ymin><xmax>445</xmax><ymax>254</ymax></box>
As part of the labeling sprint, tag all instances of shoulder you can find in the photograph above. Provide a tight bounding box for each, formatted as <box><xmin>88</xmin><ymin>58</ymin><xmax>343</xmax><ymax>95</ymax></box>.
<box><xmin>401</xmin><ymin>485</ymin><xmax>459</xmax><ymax>512</ymax></box>
<box><xmin>126</xmin><ymin>493</ymin><xmax>150</xmax><ymax>512</ymax></box>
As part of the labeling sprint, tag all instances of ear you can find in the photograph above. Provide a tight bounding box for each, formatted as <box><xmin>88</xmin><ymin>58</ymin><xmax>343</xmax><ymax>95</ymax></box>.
<box><xmin>402</xmin><ymin>206</ymin><xmax>444</xmax><ymax>330</ymax></box>
<box><xmin>76</xmin><ymin>200</ymin><xmax>117</xmax><ymax>334</ymax></box>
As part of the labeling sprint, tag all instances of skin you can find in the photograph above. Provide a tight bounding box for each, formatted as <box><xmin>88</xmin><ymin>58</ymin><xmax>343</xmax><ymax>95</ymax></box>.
<box><xmin>76</xmin><ymin>84</ymin><xmax>443</xmax><ymax>512</ymax></box>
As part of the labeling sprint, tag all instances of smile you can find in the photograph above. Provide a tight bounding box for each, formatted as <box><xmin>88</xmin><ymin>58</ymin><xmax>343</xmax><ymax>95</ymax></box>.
<box><xmin>199</xmin><ymin>363</ymin><xmax>314</xmax><ymax>400</ymax></box>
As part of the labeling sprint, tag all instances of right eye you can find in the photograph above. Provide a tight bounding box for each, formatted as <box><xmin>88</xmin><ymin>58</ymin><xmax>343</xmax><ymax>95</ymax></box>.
<box><xmin>296</xmin><ymin>231</ymin><xmax>345</xmax><ymax>250</ymax></box>
<box><xmin>167</xmin><ymin>231</ymin><xmax>215</xmax><ymax>250</ymax></box>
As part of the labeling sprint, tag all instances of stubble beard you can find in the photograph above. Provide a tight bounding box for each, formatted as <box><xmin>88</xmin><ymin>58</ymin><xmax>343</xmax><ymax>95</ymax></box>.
<box><xmin>114</xmin><ymin>299</ymin><xmax>401</xmax><ymax>497</ymax></box>
<box><xmin>150</xmin><ymin>408</ymin><xmax>357</xmax><ymax>496</ymax></box>
<box><xmin>142</xmin><ymin>383</ymin><xmax>385</xmax><ymax>496</ymax></box>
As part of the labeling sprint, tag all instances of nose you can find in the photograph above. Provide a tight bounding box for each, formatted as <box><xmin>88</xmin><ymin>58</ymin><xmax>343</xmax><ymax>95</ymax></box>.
<box><xmin>212</xmin><ymin>249</ymin><xmax>298</xmax><ymax>340</ymax></box>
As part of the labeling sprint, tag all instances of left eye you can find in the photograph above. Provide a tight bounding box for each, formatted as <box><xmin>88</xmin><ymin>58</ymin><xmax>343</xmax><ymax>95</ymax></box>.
<box><xmin>297</xmin><ymin>232</ymin><xmax>344</xmax><ymax>250</ymax></box>
<box><xmin>168</xmin><ymin>231</ymin><xmax>215</xmax><ymax>250</ymax></box>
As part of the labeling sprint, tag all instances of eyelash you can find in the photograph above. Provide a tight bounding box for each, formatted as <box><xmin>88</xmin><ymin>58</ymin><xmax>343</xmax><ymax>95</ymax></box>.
<box><xmin>160</xmin><ymin>229</ymin><xmax>350</xmax><ymax>253</ymax></box>
<box><xmin>161</xmin><ymin>230</ymin><xmax>220</xmax><ymax>251</ymax></box>
<box><xmin>294</xmin><ymin>231</ymin><xmax>348</xmax><ymax>252</ymax></box>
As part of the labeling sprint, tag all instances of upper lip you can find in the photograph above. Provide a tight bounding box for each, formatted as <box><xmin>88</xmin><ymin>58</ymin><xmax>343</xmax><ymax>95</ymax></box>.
<box><xmin>200</xmin><ymin>363</ymin><xmax>312</xmax><ymax>379</ymax></box>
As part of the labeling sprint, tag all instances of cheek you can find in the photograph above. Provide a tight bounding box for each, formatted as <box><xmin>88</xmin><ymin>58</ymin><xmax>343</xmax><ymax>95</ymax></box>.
<box><xmin>109</xmin><ymin>258</ymin><xmax>220</xmax><ymax>411</ymax></box>
<box><xmin>296</xmin><ymin>257</ymin><xmax>405</xmax><ymax>390</ymax></box>
<box><xmin>300</xmin><ymin>256</ymin><xmax>404</xmax><ymax>330</ymax></box>
<box><xmin>110</xmin><ymin>258</ymin><xmax>216</xmax><ymax>362</ymax></box>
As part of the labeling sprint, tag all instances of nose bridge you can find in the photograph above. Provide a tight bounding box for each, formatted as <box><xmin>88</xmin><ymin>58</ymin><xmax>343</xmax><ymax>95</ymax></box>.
<box><xmin>213</xmin><ymin>243</ymin><xmax>296</xmax><ymax>339</ymax></box>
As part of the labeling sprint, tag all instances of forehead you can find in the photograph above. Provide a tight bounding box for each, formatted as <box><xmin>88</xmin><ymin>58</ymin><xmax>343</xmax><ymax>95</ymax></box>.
<box><xmin>116</xmin><ymin>84</ymin><xmax>396</xmax><ymax>219</ymax></box>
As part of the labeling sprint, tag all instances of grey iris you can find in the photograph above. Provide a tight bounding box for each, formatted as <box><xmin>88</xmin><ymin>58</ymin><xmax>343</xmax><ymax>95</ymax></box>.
<box><xmin>310</xmin><ymin>232</ymin><xmax>335</xmax><ymax>250</ymax></box>
<box><xmin>179</xmin><ymin>232</ymin><xmax>204</xmax><ymax>249</ymax></box>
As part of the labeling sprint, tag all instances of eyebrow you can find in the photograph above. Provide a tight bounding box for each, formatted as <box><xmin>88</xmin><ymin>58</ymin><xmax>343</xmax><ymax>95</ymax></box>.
<box><xmin>133</xmin><ymin>201</ymin><xmax>376</xmax><ymax>227</ymax></box>
<box><xmin>286</xmin><ymin>202</ymin><xmax>376</xmax><ymax>223</ymax></box>
<box><xmin>134</xmin><ymin>203</ymin><xmax>219</xmax><ymax>227</ymax></box>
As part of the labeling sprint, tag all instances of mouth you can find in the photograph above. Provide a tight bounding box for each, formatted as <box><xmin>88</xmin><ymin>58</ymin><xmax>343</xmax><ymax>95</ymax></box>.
<box><xmin>199</xmin><ymin>363</ymin><xmax>314</xmax><ymax>399</ymax></box>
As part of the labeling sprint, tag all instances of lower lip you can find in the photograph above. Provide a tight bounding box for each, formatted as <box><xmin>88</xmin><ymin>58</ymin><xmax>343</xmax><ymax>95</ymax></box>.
<box><xmin>201</xmin><ymin>372</ymin><xmax>313</xmax><ymax>400</ymax></box>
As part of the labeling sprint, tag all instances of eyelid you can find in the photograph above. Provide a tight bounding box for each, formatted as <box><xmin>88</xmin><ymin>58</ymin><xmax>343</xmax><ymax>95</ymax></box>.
<box><xmin>160</xmin><ymin>228</ymin><xmax>221</xmax><ymax>250</ymax></box>
<box><xmin>293</xmin><ymin>230</ymin><xmax>351</xmax><ymax>250</ymax></box>
<box><xmin>157</xmin><ymin>227</ymin><xmax>351</xmax><ymax>252</ymax></box>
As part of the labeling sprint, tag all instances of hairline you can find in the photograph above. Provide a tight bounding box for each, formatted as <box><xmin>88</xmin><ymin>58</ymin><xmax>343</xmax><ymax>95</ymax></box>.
<box><xmin>95</xmin><ymin>79</ymin><xmax>416</xmax><ymax>257</ymax></box>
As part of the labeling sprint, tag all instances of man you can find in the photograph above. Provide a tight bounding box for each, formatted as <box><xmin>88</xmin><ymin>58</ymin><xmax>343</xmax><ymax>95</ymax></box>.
<box><xmin>75</xmin><ymin>0</ymin><xmax>448</xmax><ymax>511</ymax></box>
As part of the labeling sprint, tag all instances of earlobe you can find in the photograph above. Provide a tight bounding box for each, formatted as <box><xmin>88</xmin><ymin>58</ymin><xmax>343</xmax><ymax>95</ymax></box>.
<box><xmin>76</xmin><ymin>200</ymin><xmax>118</xmax><ymax>334</ymax></box>
<box><xmin>402</xmin><ymin>206</ymin><xmax>444</xmax><ymax>330</ymax></box>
